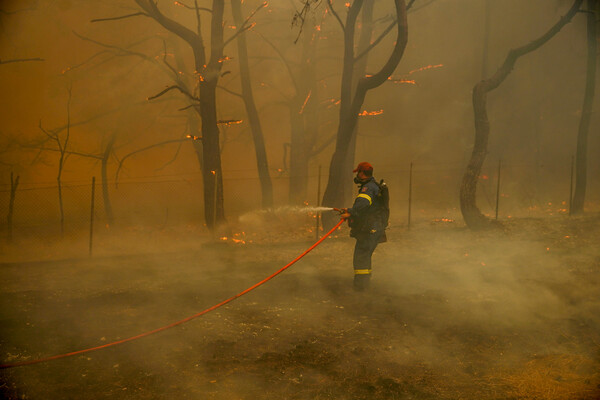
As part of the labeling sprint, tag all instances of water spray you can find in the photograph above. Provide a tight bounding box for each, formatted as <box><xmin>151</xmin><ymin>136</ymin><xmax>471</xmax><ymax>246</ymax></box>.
<box><xmin>238</xmin><ymin>206</ymin><xmax>336</xmax><ymax>225</ymax></box>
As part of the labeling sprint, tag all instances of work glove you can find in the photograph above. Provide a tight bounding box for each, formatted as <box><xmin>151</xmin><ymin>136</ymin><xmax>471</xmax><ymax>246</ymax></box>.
<box><xmin>333</xmin><ymin>208</ymin><xmax>351</xmax><ymax>220</ymax></box>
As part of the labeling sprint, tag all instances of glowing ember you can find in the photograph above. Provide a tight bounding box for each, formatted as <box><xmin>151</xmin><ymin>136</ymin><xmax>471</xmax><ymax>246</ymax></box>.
<box><xmin>389</xmin><ymin>79</ymin><xmax>417</xmax><ymax>85</ymax></box>
<box><xmin>217</xmin><ymin>119</ymin><xmax>243</xmax><ymax>126</ymax></box>
<box><xmin>358</xmin><ymin>109</ymin><xmax>383</xmax><ymax>116</ymax></box>
<box><xmin>186</xmin><ymin>135</ymin><xmax>202</xmax><ymax>141</ymax></box>
<box><xmin>299</xmin><ymin>90</ymin><xmax>312</xmax><ymax>114</ymax></box>
<box><xmin>220</xmin><ymin>232</ymin><xmax>249</xmax><ymax>245</ymax></box>
<box><xmin>433</xmin><ymin>218</ymin><xmax>455</xmax><ymax>223</ymax></box>
<box><xmin>408</xmin><ymin>64</ymin><xmax>444</xmax><ymax>75</ymax></box>
<box><xmin>387</xmin><ymin>64</ymin><xmax>444</xmax><ymax>84</ymax></box>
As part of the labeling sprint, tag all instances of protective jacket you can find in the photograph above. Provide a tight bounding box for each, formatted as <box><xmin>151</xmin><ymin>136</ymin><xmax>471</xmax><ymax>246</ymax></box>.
<box><xmin>347</xmin><ymin>177</ymin><xmax>384</xmax><ymax>236</ymax></box>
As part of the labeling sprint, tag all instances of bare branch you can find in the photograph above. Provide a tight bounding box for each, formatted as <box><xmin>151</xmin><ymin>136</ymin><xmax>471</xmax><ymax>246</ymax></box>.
<box><xmin>223</xmin><ymin>2</ymin><xmax>267</xmax><ymax>48</ymax></box>
<box><xmin>255</xmin><ymin>32</ymin><xmax>299</xmax><ymax>95</ymax></box>
<box><xmin>160</xmin><ymin>39</ymin><xmax>180</xmax><ymax>77</ymax></box>
<box><xmin>72</xmin><ymin>31</ymin><xmax>151</xmax><ymax>60</ymax></box>
<box><xmin>115</xmin><ymin>138</ymin><xmax>190</xmax><ymax>185</ymax></box>
<box><xmin>0</xmin><ymin>58</ymin><xmax>44</xmax><ymax>65</ymax></box>
<box><xmin>38</xmin><ymin>120</ymin><xmax>56</xmax><ymax>141</ymax></box>
<box><xmin>354</xmin><ymin>17</ymin><xmax>397</xmax><ymax>63</ymax></box>
<box><xmin>91</xmin><ymin>12</ymin><xmax>148</xmax><ymax>23</ymax></box>
<box><xmin>24</xmin><ymin>146</ymin><xmax>103</xmax><ymax>160</ymax></box>
<box><xmin>173</xmin><ymin>1</ymin><xmax>211</xmax><ymax>13</ymax></box>
<box><xmin>326</xmin><ymin>0</ymin><xmax>345</xmax><ymax>31</ymax></box>
<box><xmin>135</xmin><ymin>0</ymin><xmax>203</xmax><ymax>52</ymax></box>
<box><xmin>217</xmin><ymin>85</ymin><xmax>243</xmax><ymax>98</ymax></box>
<box><xmin>291</xmin><ymin>0</ymin><xmax>323</xmax><ymax>43</ymax></box>
<box><xmin>408</xmin><ymin>0</ymin><xmax>439</xmax><ymax>13</ymax></box>
<box><xmin>147</xmin><ymin>85</ymin><xmax>200</xmax><ymax>102</ymax></box>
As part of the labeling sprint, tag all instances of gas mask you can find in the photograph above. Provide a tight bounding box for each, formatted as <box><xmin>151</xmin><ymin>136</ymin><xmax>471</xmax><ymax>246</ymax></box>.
<box><xmin>354</xmin><ymin>175</ymin><xmax>367</xmax><ymax>184</ymax></box>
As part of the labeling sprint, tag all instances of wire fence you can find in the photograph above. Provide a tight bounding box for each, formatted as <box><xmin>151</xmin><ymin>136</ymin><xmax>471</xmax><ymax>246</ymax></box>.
<box><xmin>0</xmin><ymin>159</ymin><xmax>598</xmax><ymax>259</ymax></box>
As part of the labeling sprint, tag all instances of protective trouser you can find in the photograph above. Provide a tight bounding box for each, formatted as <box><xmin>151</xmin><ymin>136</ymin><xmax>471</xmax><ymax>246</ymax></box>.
<box><xmin>352</xmin><ymin>228</ymin><xmax>383</xmax><ymax>291</ymax></box>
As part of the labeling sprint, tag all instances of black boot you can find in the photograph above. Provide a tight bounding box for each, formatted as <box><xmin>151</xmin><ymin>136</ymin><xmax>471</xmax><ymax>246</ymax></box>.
<box><xmin>353</xmin><ymin>273</ymin><xmax>371</xmax><ymax>291</ymax></box>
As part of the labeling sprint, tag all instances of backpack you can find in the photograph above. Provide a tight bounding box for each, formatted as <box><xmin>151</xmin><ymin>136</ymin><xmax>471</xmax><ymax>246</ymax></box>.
<box><xmin>376</xmin><ymin>179</ymin><xmax>390</xmax><ymax>229</ymax></box>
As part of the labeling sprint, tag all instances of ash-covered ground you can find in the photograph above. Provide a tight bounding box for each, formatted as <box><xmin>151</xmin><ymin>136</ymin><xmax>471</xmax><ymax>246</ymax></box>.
<box><xmin>1</xmin><ymin>212</ymin><xmax>599</xmax><ymax>399</ymax></box>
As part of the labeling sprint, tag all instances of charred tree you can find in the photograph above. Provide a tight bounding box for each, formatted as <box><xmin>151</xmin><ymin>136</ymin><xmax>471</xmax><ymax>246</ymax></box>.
<box><xmin>460</xmin><ymin>0</ymin><xmax>583</xmax><ymax>229</ymax></box>
<box><xmin>38</xmin><ymin>86</ymin><xmax>73</xmax><ymax>236</ymax></box>
<box><xmin>258</xmin><ymin>12</ymin><xmax>326</xmax><ymax>205</ymax></box>
<box><xmin>344</xmin><ymin>0</ymin><xmax>375</xmax><ymax>202</ymax></box>
<box><xmin>321</xmin><ymin>0</ymin><xmax>408</xmax><ymax>216</ymax></box>
<box><xmin>231</xmin><ymin>0</ymin><xmax>273</xmax><ymax>208</ymax></box>
<box><xmin>135</xmin><ymin>0</ymin><xmax>227</xmax><ymax>230</ymax></box>
<box><xmin>571</xmin><ymin>0</ymin><xmax>597</xmax><ymax>214</ymax></box>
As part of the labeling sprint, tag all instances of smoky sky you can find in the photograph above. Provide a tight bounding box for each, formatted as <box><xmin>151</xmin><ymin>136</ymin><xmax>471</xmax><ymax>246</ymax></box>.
<box><xmin>0</xmin><ymin>0</ymin><xmax>597</xmax><ymax>215</ymax></box>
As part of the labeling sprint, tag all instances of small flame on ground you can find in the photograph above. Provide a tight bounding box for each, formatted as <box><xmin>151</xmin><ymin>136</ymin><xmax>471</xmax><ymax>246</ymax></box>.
<box><xmin>358</xmin><ymin>109</ymin><xmax>383</xmax><ymax>116</ymax></box>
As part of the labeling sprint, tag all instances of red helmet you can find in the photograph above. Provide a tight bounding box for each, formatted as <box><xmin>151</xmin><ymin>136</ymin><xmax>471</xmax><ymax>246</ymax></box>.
<box><xmin>353</xmin><ymin>161</ymin><xmax>373</xmax><ymax>174</ymax></box>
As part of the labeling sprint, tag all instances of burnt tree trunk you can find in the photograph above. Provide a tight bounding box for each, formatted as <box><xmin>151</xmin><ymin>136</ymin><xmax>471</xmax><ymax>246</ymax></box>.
<box><xmin>461</xmin><ymin>0</ymin><xmax>583</xmax><ymax>229</ymax></box>
<box><xmin>322</xmin><ymin>0</ymin><xmax>408</xmax><ymax>220</ymax></box>
<box><xmin>135</xmin><ymin>0</ymin><xmax>226</xmax><ymax>230</ymax></box>
<box><xmin>571</xmin><ymin>0</ymin><xmax>597</xmax><ymax>214</ymax></box>
<box><xmin>344</xmin><ymin>0</ymin><xmax>375</xmax><ymax>202</ymax></box>
<box><xmin>231</xmin><ymin>0</ymin><xmax>273</xmax><ymax>208</ymax></box>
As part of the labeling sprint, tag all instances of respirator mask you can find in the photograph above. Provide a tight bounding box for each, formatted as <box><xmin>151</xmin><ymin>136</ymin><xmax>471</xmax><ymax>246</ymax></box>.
<box><xmin>354</xmin><ymin>175</ymin><xmax>367</xmax><ymax>184</ymax></box>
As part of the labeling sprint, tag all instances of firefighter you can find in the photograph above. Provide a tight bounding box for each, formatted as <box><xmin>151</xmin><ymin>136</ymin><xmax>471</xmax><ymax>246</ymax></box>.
<box><xmin>339</xmin><ymin>162</ymin><xmax>385</xmax><ymax>291</ymax></box>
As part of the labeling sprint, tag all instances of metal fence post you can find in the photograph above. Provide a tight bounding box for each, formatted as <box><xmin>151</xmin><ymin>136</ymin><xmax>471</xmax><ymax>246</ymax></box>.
<box><xmin>408</xmin><ymin>162</ymin><xmax>413</xmax><ymax>230</ymax></box>
<box><xmin>89</xmin><ymin>176</ymin><xmax>95</xmax><ymax>256</ymax></box>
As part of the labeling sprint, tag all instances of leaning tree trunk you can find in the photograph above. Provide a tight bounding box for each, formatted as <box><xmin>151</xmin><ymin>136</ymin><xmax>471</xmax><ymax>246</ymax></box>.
<box><xmin>231</xmin><ymin>0</ymin><xmax>273</xmax><ymax>208</ymax></box>
<box><xmin>344</xmin><ymin>0</ymin><xmax>375</xmax><ymax>202</ymax></box>
<box><xmin>460</xmin><ymin>0</ymin><xmax>583</xmax><ymax>229</ymax></box>
<box><xmin>571</xmin><ymin>0</ymin><xmax>597</xmax><ymax>214</ymax></box>
<box><xmin>322</xmin><ymin>0</ymin><xmax>407</xmax><ymax>221</ymax></box>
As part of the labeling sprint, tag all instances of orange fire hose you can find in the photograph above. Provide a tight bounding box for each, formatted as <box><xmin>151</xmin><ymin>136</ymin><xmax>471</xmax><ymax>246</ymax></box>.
<box><xmin>0</xmin><ymin>218</ymin><xmax>345</xmax><ymax>369</ymax></box>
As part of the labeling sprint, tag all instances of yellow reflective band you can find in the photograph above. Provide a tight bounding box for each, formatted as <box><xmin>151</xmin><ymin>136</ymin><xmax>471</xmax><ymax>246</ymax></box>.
<box><xmin>354</xmin><ymin>269</ymin><xmax>372</xmax><ymax>275</ymax></box>
<box><xmin>357</xmin><ymin>193</ymin><xmax>372</xmax><ymax>205</ymax></box>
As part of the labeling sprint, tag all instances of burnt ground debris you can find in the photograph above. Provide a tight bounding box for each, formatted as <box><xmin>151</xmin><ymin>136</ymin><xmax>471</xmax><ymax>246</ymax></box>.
<box><xmin>0</xmin><ymin>215</ymin><xmax>599</xmax><ymax>399</ymax></box>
